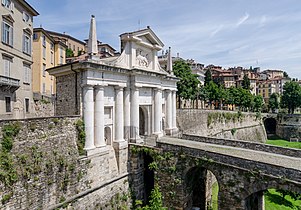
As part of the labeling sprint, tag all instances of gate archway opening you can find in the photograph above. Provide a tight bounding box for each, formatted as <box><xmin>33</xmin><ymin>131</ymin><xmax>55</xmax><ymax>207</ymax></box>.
<box><xmin>143</xmin><ymin>153</ymin><xmax>154</xmax><ymax>204</ymax></box>
<box><xmin>185</xmin><ymin>166</ymin><xmax>219</xmax><ymax>210</ymax></box>
<box><xmin>263</xmin><ymin>118</ymin><xmax>277</xmax><ymax>136</ymax></box>
<box><xmin>139</xmin><ymin>107</ymin><xmax>148</xmax><ymax>136</ymax></box>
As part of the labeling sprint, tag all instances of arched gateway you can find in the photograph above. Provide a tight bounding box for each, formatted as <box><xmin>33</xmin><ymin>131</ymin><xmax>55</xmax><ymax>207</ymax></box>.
<box><xmin>48</xmin><ymin>16</ymin><xmax>179</xmax><ymax>160</ymax></box>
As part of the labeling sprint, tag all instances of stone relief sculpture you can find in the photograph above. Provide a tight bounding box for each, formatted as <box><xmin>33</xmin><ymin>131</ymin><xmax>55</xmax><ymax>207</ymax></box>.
<box><xmin>136</xmin><ymin>49</ymin><xmax>149</xmax><ymax>67</ymax></box>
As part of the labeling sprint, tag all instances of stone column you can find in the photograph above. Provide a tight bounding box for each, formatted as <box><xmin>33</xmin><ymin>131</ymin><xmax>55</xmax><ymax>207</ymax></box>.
<box><xmin>258</xmin><ymin>191</ymin><xmax>265</xmax><ymax>210</ymax></box>
<box><xmin>130</xmin><ymin>86</ymin><xmax>140</xmax><ymax>142</ymax></box>
<box><xmin>94</xmin><ymin>86</ymin><xmax>106</xmax><ymax>147</ymax></box>
<box><xmin>83</xmin><ymin>85</ymin><xmax>95</xmax><ymax>150</ymax></box>
<box><xmin>172</xmin><ymin>90</ymin><xmax>177</xmax><ymax>129</ymax></box>
<box><xmin>165</xmin><ymin>89</ymin><xmax>173</xmax><ymax>134</ymax></box>
<box><xmin>124</xmin><ymin>87</ymin><xmax>130</xmax><ymax>141</ymax></box>
<box><xmin>114</xmin><ymin>86</ymin><xmax>124</xmax><ymax>142</ymax></box>
<box><xmin>154</xmin><ymin>88</ymin><xmax>162</xmax><ymax>136</ymax></box>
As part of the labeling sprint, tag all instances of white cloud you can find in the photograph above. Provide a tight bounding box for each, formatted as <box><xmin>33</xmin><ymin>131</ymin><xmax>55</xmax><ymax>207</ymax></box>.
<box><xmin>236</xmin><ymin>13</ymin><xmax>250</xmax><ymax>27</ymax></box>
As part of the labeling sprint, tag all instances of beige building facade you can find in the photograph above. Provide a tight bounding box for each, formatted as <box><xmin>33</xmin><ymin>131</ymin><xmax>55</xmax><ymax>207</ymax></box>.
<box><xmin>0</xmin><ymin>0</ymin><xmax>38</xmax><ymax>119</ymax></box>
<box><xmin>46</xmin><ymin>30</ymin><xmax>85</xmax><ymax>57</ymax></box>
<box><xmin>32</xmin><ymin>28</ymin><xmax>66</xmax><ymax>99</ymax></box>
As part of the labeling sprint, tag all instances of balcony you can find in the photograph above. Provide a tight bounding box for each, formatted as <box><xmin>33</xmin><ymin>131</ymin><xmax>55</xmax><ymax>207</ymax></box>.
<box><xmin>0</xmin><ymin>75</ymin><xmax>20</xmax><ymax>92</ymax></box>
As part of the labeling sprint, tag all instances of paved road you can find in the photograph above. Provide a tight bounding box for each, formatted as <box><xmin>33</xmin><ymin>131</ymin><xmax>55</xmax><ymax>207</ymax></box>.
<box><xmin>158</xmin><ymin>137</ymin><xmax>301</xmax><ymax>171</ymax></box>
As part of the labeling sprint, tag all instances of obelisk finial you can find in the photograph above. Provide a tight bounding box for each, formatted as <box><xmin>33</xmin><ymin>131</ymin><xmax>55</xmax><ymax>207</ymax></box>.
<box><xmin>88</xmin><ymin>15</ymin><xmax>98</xmax><ymax>59</ymax></box>
<box><xmin>167</xmin><ymin>47</ymin><xmax>173</xmax><ymax>74</ymax></box>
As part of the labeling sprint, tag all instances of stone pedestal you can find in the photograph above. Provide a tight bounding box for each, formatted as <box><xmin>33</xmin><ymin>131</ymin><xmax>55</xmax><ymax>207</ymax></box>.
<box><xmin>113</xmin><ymin>141</ymin><xmax>128</xmax><ymax>174</ymax></box>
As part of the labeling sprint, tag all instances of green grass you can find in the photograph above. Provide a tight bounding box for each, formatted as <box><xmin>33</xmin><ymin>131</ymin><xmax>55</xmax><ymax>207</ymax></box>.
<box><xmin>266</xmin><ymin>139</ymin><xmax>301</xmax><ymax>150</ymax></box>
<box><xmin>210</xmin><ymin>182</ymin><xmax>218</xmax><ymax>210</ymax></box>
<box><xmin>265</xmin><ymin>189</ymin><xmax>301</xmax><ymax>210</ymax></box>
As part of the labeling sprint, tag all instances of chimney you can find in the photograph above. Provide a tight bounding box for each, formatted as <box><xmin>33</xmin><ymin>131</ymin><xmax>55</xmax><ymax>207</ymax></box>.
<box><xmin>88</xmin><ymin>15</ymin><xmax>98</xmax><ymax>59</ymax></box>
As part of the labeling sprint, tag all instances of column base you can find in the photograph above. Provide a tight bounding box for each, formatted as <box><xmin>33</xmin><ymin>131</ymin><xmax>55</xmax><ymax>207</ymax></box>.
<box><xmin>153</xmin><ymin>132</ymin><xmax>163</xmax><ymax>139</ymax></box>
<box><xmin>130</xmin><ymin>136</ymin><xmax>143</xmax><ymax>144</ymax></box>
<box><xmin>86</xmin><ymin>145</ymin><xmax>109</xmax><ymax>157</ymax></box>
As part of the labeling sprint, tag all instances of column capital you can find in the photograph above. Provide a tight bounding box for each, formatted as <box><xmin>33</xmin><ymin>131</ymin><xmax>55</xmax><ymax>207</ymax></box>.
<box><xmin>94</xmin><ymin>85</ymin><xmax>105</xmax><ymax>90</ymax></box>
<box><xmin>154</xmin><ymin>87</ymin><xmax>162</xmax><ymax>92</ymax></box>
<box><xmin>114</xmin><ymin>86</ymin><xmax>124</xmax><ymax>91</ymax></box>
<box><xmin>81</xmin><ymin>84</ymin><xmax>94</xmax><ymax>89</ymax></box>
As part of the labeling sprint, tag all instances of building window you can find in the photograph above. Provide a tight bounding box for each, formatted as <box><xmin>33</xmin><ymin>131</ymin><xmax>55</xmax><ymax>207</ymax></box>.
<box><xmin>43</xmin><ymin>46</ymin><xmax>46</xmax><ymax>59</ymax></box>
<box><xmin>42</xmin><ymin>64</ymin><xmax>46</xmax><ymax>77</ymax></box>
<box><xmin>22</xmin><ymin>12</ymin><xmax>30</xmax><ymax>23</ymax></box>
<box><xmin>33</xmin><ymin>33</ymin><xmax>38</xmax><ymax>40</ymax></box>
<box><xmin>23</xmin><ymin>32</ymin><xmax>31</xmax><ymax>54</ymax></box>
<box><xmin>51</xmin><ymin>51</ymin><xmax>54</xmax><ymax>64</ymax></box>
<box><xmin>3</xmin><ymin>56</ymin><xmax>12</xmax><ymax>77</ymax></box>
<box><xmin>25</xmin><ymin>98</ymin><xmax>29</xmax><ymax>113</ymax></box>
<box><xmin>5</xmin><ymin>96</ymin><xmax>11</xmax><ymax>112</ymax></box>
<box><xmin>42</xmin><ymin>35</ymin><xmax>46</xmax><ymax>47</ymax></box>
<box><xmin>42</xmin><ymin>83</ymin><xmax>46</xmax><ymax>93</ymax></box>
<box><xmin>2</xmin><ymin>20</ymin><xmax>13</xmax><ymax>46</ymax></box>
<box><xmin>50</xmin><ymin>43</ymin><xmax>54</xmax><ymax>50</ymax></box>
<box><xmin>50</xmin><ymin>85</ymin><xmax>53</xmax><ymax>94</ymax></box>
<box><xmin>59</xmin><ymin>47</ymin><xmax>64</xmax><ymax>64</ymax></box>
<box><xmin>2</xmin><ymin>0</ymin><xmax>13</xmax><ymax>10</ymax></box>
<box><xmin>23</xmin><ymin>64</ymin><xmax>30</xmax><ymax>83</ymax></box>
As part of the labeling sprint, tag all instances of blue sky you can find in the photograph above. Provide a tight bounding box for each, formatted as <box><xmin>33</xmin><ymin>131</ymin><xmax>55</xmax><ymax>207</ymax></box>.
<box><xmin>29</xmin><ymin>0</ymin><xmax>301</xmax><ymax>78</ymax></box>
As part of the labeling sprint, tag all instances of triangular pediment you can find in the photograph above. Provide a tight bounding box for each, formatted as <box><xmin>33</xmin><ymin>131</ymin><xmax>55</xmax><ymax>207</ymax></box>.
<box><xmin>120</xmin><ymin>27</ymin><xmax>164</xmax><ymax>50</ymax></box>
<box><xmin>2</xmin><ymin>14</ymin><xmax>14</xmax><ymax>23</ymax></box>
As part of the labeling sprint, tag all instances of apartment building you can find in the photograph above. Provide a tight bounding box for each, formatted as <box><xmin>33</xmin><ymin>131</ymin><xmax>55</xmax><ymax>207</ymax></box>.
<box><xmin>46</xmin><ymin>30</ymin><xmax>85</xmax><ymax>57</ymax></box>
<box><xmin>0</xmin><ymin>0</ymin><xmax>38</xmax><ymax>119</ymax></box>
<box><xmin>32</xmin><ymin>28</ymin><xmax>67</xmax><ymax>100</ymax></box>
<box><xmin>257</xmin><ymin>81</ymin><xmax>276</xmax><ymax>103</ymax></box>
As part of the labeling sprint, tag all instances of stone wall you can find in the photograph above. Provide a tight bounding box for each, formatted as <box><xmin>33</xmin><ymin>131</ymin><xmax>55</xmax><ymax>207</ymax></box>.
<box><xmin>177</xmin><ymin>109</ymin><xmax>267</xmax><ymax>142</ymax></box>
<box><xmin>0</xmin><ymin>117</ymin><xmax>130</xmax><ymax>210</ymax></box>
<box><xmin>34</xmin><ymin>99</ymin><xmax>55</xmax><ymax>117</ymax></box>
<box><xmin>276</xmin><ymin>114</ymin><xmax>301</xmax><ymax>140</ymax></box>
<box><xmin>55</xmin><ymin>73</ymin><xmax>82</xmax><ymax>116</ymax></box>
<box><xmin>182</xmin><ymin>134</ymin><xmax>301</xmax><ymax>158</ymax></box>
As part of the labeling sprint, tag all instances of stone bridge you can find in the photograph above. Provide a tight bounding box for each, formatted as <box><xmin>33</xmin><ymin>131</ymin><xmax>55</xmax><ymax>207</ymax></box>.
<box><xmin>130</xmin><ymin>136</ymin><xmax>301</xmax><ymax>210</ymax></box>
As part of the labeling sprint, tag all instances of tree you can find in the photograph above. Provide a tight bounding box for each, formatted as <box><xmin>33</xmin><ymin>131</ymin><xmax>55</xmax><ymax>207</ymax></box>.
<box><xmin>268</xmin><ymin>93</ymin><xmax>279</xmax><ymax>113</ymax></box>
<box><xmin>241</xmin><ymin>74</ymin><xmax>250</xmax><ymax>90</ymax></box>
<box><xmin>66</xmin><ymin>48</ymin><xmax>74</xmax><ymax>57</ymax></box>
<box><xmin>281</xmin><ymin>81</ymin><xmax>301</xmax><ymax>114</ymax></box>
<box><xmin>173</xmin><ymin>60</ymin><xmax>200</xmax><ymax>107</ymax></box>
<box><xmin>253</xmin><ymin>95</ymin><xmax>264</xmax><ymax>112</ymax></box>
<box><xmin>136</xmin><ymin>184</ymin><xmax>167</xmax><ymax>210</ymax></box>
<box><xmin>204</xmin><ymin>69</ymin><xmax>212</xmax><ymax>86</ymax></box>
<box><xmin>283</xmin><ymin>71</ymin><xmax>289</xmax><ymax>78</ymax></box>
<box><xmin>204</xmin><ymin>81</ymin><xmax>220</xmax><ymax>109</ymax></box>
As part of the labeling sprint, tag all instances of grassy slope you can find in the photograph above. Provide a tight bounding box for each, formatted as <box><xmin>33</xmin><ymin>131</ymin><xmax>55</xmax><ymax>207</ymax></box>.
<box><xmin>266</xmin><ymin>136</ymin><xmax>301</xmax><ymax>149</ymax></box>
<box><xmin>211</xmin><ymin>182</ymin><xmax>218</xmax><ymax>210</ymax></box>
<box><xmin>265</xmin><ymin>189</ymin><xmax>301</xmax><ymax>210</ymax></box>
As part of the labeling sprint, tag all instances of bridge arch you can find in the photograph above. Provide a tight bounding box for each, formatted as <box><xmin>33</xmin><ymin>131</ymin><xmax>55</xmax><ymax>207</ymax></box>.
<box><xmin>184</xmin><ymin>165</ymin><xmax>219</xmax><ymax>210</ymax></box>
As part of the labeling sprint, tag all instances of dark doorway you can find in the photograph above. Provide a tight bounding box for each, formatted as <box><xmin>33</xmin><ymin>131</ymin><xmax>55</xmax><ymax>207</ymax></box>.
<box><xmin>143</xmin><ymin>153</ymin><xmax>154</xmax><ymax>204</ymax></box>
<box><xmin>264</xmin><ymin>118</ymin><xmax>277</xmax><ymax>135</ymax></box>
<box><xmin>139</xmin><ymin>107</ymin><xmax>146</xmax><ymax>136</ymax></box>
<box><xmin>185</xmin><ymin>167</ymin><xmax>218</xmax><ymax>210</ymax></box>
<box><xmin>245</xmin><ymin>190</ymin><xmax>265</xmax><ymax>210</ymax></box>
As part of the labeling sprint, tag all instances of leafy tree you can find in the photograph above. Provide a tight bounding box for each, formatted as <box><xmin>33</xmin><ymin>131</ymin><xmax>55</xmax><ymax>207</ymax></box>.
<box><xmin>204</xmin><ymin>69</ymin><xmax>212</xmax><ymax>86</ymax></box>
<box><xmin>173</xmin><ymin>60</ymin><xmax>200</xmax><ymax>106</ymax></box>
<box><xmin>268</xmin><ymin>93</ymin><xmax>279</xmax><ymax>113</ymax></box>
<box><xmin>241</xmin><ymin>74</ymin><xmax>250</xmax><ymax>90</ymax></box>
<box><xmin>276</xmin><ymin>189</ymin><xmax>301</xmax><ymax>201</ymax></box>
<box><xmin>283</xmin><ymin>71</ymin><xmax>289</xmax><ymax>78</ymax></box>
<box><xmin>66</xmin><ymin>48</ymin><xmax>74</xmax><ymax>57</ymax></box>
<box><xmin>204</xmin><ymin>81</ymin><xmax>220</xmax><ymax>109</ymax></box>
<box><xmin>253</xmin><ymin>95</ymin><xmax>264</xmax><ymax>112</ymax></box>
<box><xmin>281</xmin><ymin>81</ymin><xmax>301</xmax><ymax>114</ymax></box>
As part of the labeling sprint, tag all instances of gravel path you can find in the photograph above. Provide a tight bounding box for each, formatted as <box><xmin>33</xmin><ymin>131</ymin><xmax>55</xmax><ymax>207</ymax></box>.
<box><xmin>158</xmin><ymin>137</ymin><xmax>301</xmax><ymax>171</ymax></box>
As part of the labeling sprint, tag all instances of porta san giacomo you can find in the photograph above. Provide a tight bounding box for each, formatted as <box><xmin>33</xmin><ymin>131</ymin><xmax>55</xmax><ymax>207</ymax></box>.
<box><xmin>47</xmin><ymin>15</ymin><xmax>178</xmax><ymax>208</ymax></box>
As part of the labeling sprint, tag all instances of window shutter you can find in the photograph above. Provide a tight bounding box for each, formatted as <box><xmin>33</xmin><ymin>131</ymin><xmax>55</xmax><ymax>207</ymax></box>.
<box><xmin>23</xmin><ymin>12</ymin><xmax>26</xmax><ymax>21</ymax></box>
<box><xmin>22</xmin><ymin>34</ymin><xmax>25</xmax><ymax>52</ymax></box>
<box><xmin>10</xmin><ymin>26</ymin><xmax>13</xmax><ymax>46</ymax></box>
<box><xmin>4</xmin><ymin>60</ymin><xmax>9</xmax><ymax>76</ymax></box>
<box><xmin>1</xmin><ymin>0</ymin><xmax>5</xmax><ymax>6</ymax></box>
<box><xmin>1</xmin><ymin>22</ymin><xmax>4</xmax><ymax>43</ymax></box>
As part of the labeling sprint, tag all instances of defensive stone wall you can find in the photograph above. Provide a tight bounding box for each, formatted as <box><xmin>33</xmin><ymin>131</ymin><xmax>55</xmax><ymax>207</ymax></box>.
<box><xmin>182</xmin><ymin>134</ymin><xmax>301</xmax><ymax>158</ymax></box>
<box><xmin>0</xmin><ymin>117</ymin><xmax>130</xmax><ymax>210</ymax></box>
<box><xmin>34</xmin><ymin>99</ymin><xmax>55</xmax><ymax>117</ymax></box>
<box><xmin>177</xmin><ymin>109</ymin><xmax>267</xmax><ymax>142</ymax></box>
<box><xmin>276</xmin><ymin>114</ymin><xmax>301</xmax><ymax>140</ymax></box>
